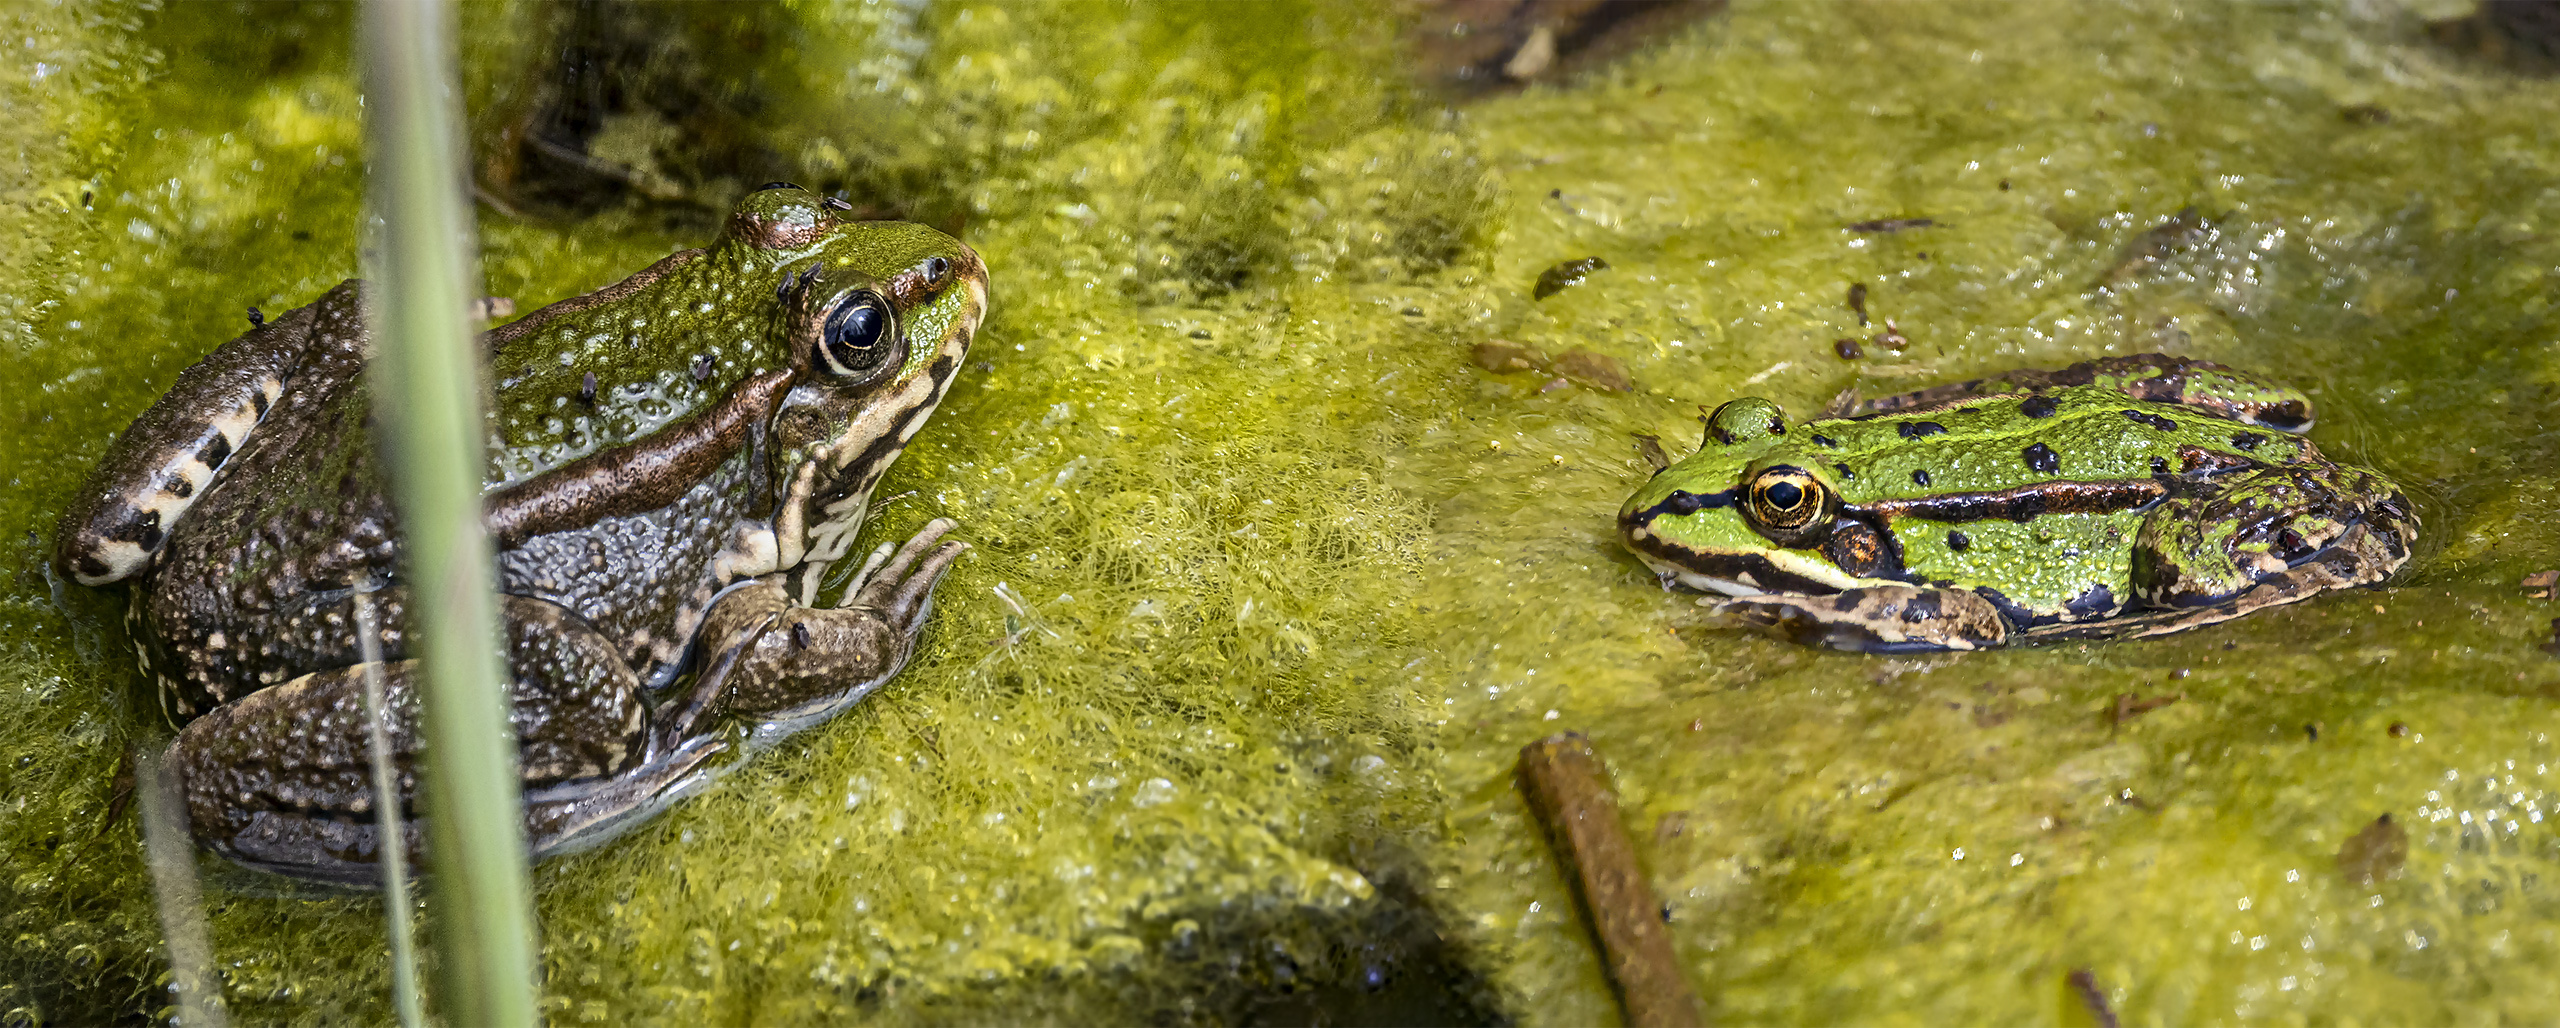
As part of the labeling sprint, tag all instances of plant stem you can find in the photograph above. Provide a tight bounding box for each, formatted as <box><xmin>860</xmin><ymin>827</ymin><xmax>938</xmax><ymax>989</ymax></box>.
<box><xmin>358</xmin><ymin>1</ymin><xmax>539</xmax><ymax>1024</ymax></box>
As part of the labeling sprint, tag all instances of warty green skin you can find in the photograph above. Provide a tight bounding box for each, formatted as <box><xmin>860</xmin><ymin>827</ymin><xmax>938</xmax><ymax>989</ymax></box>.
<box><xmin>1619</xmin><ymin>355</ymin><xmax>2418</xmax><ymax>653</ymax></box>
<box><xmin>51</xmin><ymin>186</ymin><xmax>988</xmax><ymax>885</ymax></box>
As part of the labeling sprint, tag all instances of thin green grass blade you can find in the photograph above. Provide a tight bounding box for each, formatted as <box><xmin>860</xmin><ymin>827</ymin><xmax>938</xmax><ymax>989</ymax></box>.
<box><xmin>357</xmin><ymin>1</ymin><xmax>539</xmax><ymax>1024</ymax></box>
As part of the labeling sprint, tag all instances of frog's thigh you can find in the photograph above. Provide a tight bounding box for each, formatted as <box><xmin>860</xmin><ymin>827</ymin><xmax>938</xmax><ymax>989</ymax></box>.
<box><xmin>172</xmin><ymin>595</ymin><xmax>648</xmax><ymax>883</ymax></box>
<box><xmin>1719</xmin><ymin>586</ymin><xmax>2009</xmax><ymax>653</ymax></box>
<box><xmin>173</xmin><ymin>657</ymin><xmax>423</xmax><ymax>883</ymax></box>
<box><xmin>2132</xmin><ymin>464</ymin><xmax>2411</xmax><ymax>610</ymax></box>
<box><xmin>2102</xmin><ymin>518</ymin><xmax>2409</xmax><ymax>643</ymax></box>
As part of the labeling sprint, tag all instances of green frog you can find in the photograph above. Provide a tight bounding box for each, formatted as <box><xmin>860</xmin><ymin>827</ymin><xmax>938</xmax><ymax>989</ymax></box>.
<box><xmin>1619</xmin><ymin>355</ymin><xmax>2416</xmax><ymax>652</ymax></box>
<box><xmin>53</xmin><ymin>185</ymin><xmax>987</xmax><ymax>885</ymax></box>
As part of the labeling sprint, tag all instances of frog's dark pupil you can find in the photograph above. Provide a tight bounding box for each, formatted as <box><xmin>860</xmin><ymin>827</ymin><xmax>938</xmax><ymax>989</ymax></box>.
<box><xmin>1765</xmin><ymin>480</ymin><xmax>1803</xmax><ymax>511</ymax></box>
<box><xmin>821</xmin><ymin>297</ymin><xmax>892</xmax><ymax>374</ymax></box>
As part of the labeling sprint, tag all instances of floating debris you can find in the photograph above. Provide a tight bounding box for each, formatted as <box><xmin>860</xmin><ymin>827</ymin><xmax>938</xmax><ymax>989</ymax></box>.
<box><xmin>2066</xmin><ymin>968</ymin><xmax>2118</xmax><ymax>1028</ymax></box>
<box><xmin>2337</xmin><ymin>813</ymin><xmax>2408</xmax><ymax>887</ymax></box>
<box><xmin>1517</xmin><ymin>733</ymin><xmax>1706</xmax><ymax>1028</ymax></box>
<box><xmin>1872</xmin><ymin>317</ymin><xmax>1909</xmax><ymax>352</ymax></box>
<box><xmin>1847</xmin><ymin>282</ymin><xmax>1869</xmax><ymax>326</ymax></box>
<box><xmin>1833</xmin><ymin>337</ymin><xmax>1865</xmax><ymax>360</ymax></box>
<box><xmin>2111</xmin><ymin>691</ymin><xmax>2183</xmax><ymax>725</ymax></box>
<box><xmin>1403</xmin><ymin>0</ymin><xmax>1730</xmax><ymax>96</ymax></box>
<box><xmin>1473</xmin><ymin>339</ymin><xmax>1548</xmax><ymax>373</ymax></box>
<box><xmin>1847</xmin><ymin>217</ymin><xmax>1936</xmax><ymax>232</ymax></box>
<box><xmin>1633</xmin><ymin>433</ymin><xmax>1670</xmax><ymax>472</ymax></box>
<box><xmin>1551</xmin><ymin>347</ymin><xmax>1634</xmax><ymax>391</ymax></box>
<box><xmin>2522</xmin><ymin>569</ymin><xmax>2557</xmax><ymax>598</ymax></box>
<box><xmin>1535</xmin><ymin>256</ymin><xmax>1611</xmax><ymax>299</ymax></box>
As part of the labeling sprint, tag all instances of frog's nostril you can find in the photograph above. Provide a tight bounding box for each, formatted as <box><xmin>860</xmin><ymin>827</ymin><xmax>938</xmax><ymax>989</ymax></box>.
<box><xmin>923</xmin><ymin>256</ymin><xmax>951</xmax><ymax>287</ymax></box>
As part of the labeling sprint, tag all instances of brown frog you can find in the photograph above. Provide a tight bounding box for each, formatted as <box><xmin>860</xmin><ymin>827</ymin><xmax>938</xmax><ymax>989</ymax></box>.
<box><xmin>54</xmin><ymin>185</ymin><xmax>986</xmax><ymax>884</ymax></box>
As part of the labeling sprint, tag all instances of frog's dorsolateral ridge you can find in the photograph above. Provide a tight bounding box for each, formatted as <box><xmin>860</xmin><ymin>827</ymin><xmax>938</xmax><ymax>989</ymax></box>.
<box><xmin>1619</xmin><ymin>354</ymin><xmax>2416</xmax><ymax>652</ymax></box>
<box><xmin>55</xmin><ymin>185</ymin><xmax>988</xmax><ymax>885</ymax></box>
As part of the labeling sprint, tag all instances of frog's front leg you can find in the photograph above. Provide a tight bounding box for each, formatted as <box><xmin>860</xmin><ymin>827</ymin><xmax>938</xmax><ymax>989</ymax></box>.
<box><xmin>172</xmin><ymin>594</ymin><xmax>654</xmax><ymax>885</ymax></box>
<box><xmin>1717</xmin><ymin>585</ymin><xmax>2012</xmax><ymax>653</ymax></box>
<box><xmin>664</xmin><ymin>518</ymin><xmax>968</xmax><ymax>745</ymax></box>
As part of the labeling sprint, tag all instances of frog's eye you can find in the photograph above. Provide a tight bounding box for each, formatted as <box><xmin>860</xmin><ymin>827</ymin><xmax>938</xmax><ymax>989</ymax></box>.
<box><xmin>1742</xmin><ymin>464</ymin><xmax>1838</xmax><ymax>545</ymax></box>
<box><xmin>817</xmin><ymin>292</ymin><xmax>897</xmax><ymax>377</ymax></box>
<box><xmin>1704</xmin><ymin>397</ymin><xmax>1788</xmax><ymax>447</ymax></box>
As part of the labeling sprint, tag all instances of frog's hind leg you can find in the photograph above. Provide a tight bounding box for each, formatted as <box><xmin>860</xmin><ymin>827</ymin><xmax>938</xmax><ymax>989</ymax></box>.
<box><xmin>1717</xmin><ymin>585</ymin><xmax>2012</xmax><ymax>653</ymax></box>
<box><xmin>171</xmin><ymin>594</ymin><xmax>654</xmax><ymax>885</ymax></box>
<box><xmin>53</xmin><ymin>283</ymin><xmax>360</xmax><ymax>586</ymax></box>
<box><xmin>2113</xmin><ymin>463</ymin><xmax>2418</xmax><ymax>641</ymax></box>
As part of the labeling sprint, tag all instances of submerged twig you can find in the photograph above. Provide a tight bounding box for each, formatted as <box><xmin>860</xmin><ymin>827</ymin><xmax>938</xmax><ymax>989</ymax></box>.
<box><xmin>1516</xmin><ymin>732</ymin><xmax>1705</xmax><ymax>1028</ymax></box>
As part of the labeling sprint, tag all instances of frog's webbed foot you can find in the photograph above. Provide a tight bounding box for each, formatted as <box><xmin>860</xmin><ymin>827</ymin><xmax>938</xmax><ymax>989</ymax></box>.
<box><xmin>670</xmin><ymin>519</ymin><xmax>966</xmax><ymax>746</ymax></box>
<box><xmin>844</xmin><ymin>517</ymin><xmax>967</xmax><ymax>623</ymax></box>
<box><xmin>1715</xmin><ymin>585</ymin><xmax>2011</xmax><ymax>653</ymax></box>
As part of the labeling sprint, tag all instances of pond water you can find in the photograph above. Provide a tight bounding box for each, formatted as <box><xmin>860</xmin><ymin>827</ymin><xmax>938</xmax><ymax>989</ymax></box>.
<box><xmin>5</xmin><ymin>1</ymin><xmax>2560</xmax><ymax>1023</ymax></box>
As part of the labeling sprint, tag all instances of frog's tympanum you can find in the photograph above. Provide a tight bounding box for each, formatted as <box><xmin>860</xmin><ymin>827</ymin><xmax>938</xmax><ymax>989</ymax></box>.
<box><xmin>54</xmin><ymin>186</ymin><xmax>986</xmax><ymax>884</ymax></box>
<box><xmin>1620</xmin><ymin>355</ymin><xmax>2415</xmax><ymax>652</ymax></box>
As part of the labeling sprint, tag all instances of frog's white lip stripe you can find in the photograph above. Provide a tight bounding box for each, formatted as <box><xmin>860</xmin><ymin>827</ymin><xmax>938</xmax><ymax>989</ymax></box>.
<box><xmin>1632</xmin><ymin>548</ymin><xmax>1872</xmax><ymax>597</ymax></box>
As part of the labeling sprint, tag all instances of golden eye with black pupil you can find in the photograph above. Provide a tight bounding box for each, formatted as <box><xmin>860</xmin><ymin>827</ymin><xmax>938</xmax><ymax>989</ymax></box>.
<box><xmin>817</xmin><ymin>291</ymin><xmax>896</xmax><ymax>376</ymax></box>
<box><xmin>1742</xmin><ymin>464</ymin><xmax>1838</xmax><ymax>545</ymax></box>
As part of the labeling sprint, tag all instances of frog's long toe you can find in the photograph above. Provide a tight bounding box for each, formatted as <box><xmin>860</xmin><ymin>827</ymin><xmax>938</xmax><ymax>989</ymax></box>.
<box><xmin>850</xmin><ymin>517</ymin><xmax>967</xmax><ymax>625</ymax></box>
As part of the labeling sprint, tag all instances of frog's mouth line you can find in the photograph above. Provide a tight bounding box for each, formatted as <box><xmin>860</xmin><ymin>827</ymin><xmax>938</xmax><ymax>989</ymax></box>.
<box><xmin>1627</xmin><ymin>547</ymin><xmax>1857</xmax><ymax>598</ymax></box>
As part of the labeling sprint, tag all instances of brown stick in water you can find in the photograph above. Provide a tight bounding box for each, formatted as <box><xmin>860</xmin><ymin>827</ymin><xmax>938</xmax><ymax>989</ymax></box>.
<box><xmin>1516</xmin><ymin>732</ymin><xmax>1706</xmax><ymax>1028</ymax></box>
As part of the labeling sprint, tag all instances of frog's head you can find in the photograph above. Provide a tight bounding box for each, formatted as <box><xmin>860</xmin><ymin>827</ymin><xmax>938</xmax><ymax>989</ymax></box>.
<box><xmin>733</xmin><ymin>186</ymin><xmax>988</xmax><ymax>589</ymax></box>
<box><xmin>1618</xmin><ymin>397</ymin><xmax>1878</xmax><ymax>597</ymax></box>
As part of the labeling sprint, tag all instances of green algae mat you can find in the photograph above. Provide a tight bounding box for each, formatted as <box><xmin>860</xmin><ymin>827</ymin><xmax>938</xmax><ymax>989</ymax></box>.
<box><xmin>7</xmin><ymin>1</ymin><xmax>2560</xmax><ymax>1023</ymax></box>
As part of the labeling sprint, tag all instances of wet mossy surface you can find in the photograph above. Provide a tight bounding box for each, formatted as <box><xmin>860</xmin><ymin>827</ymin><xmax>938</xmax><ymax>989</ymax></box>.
<box><xmin>6</xmin><ymin>1</ymin><xmax>2560</xmax><ymax>1024</ymax></box>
